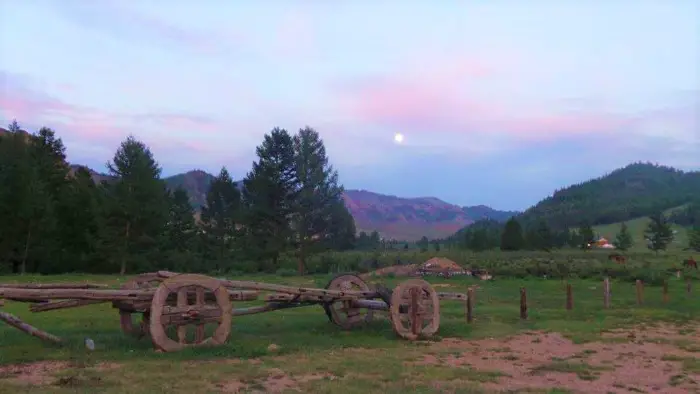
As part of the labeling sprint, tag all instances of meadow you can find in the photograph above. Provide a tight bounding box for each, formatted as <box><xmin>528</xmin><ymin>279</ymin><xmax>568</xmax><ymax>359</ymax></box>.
<box><xmin>2</xmin><ymin>249</ymin><xmax>700</xmax><ymax>394</ymax></box>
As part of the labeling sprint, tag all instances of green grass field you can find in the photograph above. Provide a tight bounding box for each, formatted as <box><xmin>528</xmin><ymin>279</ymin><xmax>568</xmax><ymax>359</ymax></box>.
<box><xmin>593</xmin><ymin>217</ymin><xmax>689</xmax><ymax>252</ymax></box>
<box><xmin>2</xmin><ymin>271</ymin><xmax>700</xmax><ymax>393</ymax></box>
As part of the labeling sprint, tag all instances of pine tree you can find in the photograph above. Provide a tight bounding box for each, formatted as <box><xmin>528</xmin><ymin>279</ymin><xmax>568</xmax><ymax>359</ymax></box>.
<box><xmin>0</xmin><ymin>121</ymin><xmax>36</xmax><ymax>273</ymax></box>
<box><xmin>240</xmin><ymin>128</ymin><xmax>297</xmax><ymax>270</ymax></box>
<box><xmin>291</xmin><ymin>127</ymin><xmax>344</xmax><ymax>274</ymax></box>
<box><xmin>161</xmin><ymin>187</ymin><xmax>199</xmax><ymax>272</ymax></box>
<box><xmin>103</xmin><ymin>136</ymin><xmax>169</xmax><ymax>274</ymax></box>
<box><xmin>501</xmin><ymin>217</ymin><xmax>525</xmax><ymax>251</ymax></box>
<box><xmin>468</xmin><ymin>228</ymin><xmax>489</xmax><ymax>252</ymax></box>
<box><xmin>689</xmin><ymin>226</ymin><xmax>700</xmax><ymax>252</ymax></box>
<box><xmin>200</xmin><ymin>167</ymin><xmax>241</xmax><ymax>271</ymax></box>
<box><xmin>613</xmin><ymin>222</ymin><xmax>633</xmax><ymax>251</ymax></box>
<box><xmin>418</xmin><ymin>236</ymin><xmax>429</xmax><ymax>252</ymax></box>
<box><xmin>56</xmin><ymin>167</ymin><xmax>106</xmax><ymax>272</ymax></box>
<box><xmin>323</xmin><ymin>200</ymin><xmax>357</xmax><ymax>251</ymax></box>
<box><xmin>578</xmin><ymin>221</ymin><xmax>595</xmax><ymax>249</ymax></box>
<box><xmin>644</xmin><ymin>211</ymin><xmax>674</xmax><ymax>253</ymax></box>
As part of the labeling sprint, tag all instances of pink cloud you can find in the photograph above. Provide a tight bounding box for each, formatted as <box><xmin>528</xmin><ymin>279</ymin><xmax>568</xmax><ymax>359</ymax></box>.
<box><xmin>338</xmin><ymin>67</ymin><xmax>631</xmax><ymax>145</ymax></box>
<box><xmin>0</xmin><ymin>71</ymin><xmax>223</xmax><ymax>156</ymax></box>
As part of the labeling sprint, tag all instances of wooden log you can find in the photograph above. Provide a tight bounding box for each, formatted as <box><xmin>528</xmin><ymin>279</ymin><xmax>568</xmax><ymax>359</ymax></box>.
<box><xmin>4</xmin><ymin>297</ymin><xmax>47</xmax><ymax>303</ymax></box>
<box><xmin>264</xmin><ymin>293</ymin><xmax>358</xmax><ymax>303</ymax></box>
<box><xmin>566</xmin><ymin>283</ymin><xmax>573</xmax><ymax>311</ymax></box>
<box><xmin>603</xmin><ymin>277</ymin><xmax>611</xmax><ymax>309</ymax></box>
<box><xmin>2</xmin><ymin>288</ymin><xmax>257</xmax><ymax>304</ymax></box>
<box><xmin>0</xmin><ymin>288</ymin><xmax>153</xmax><ymax>301</ymax></box>
<box><xmin>219</xmin><ymin>279</ymin><xmax>378</xmax><ymax>299</ymax></box>
<box><xmin>466</xmin><ymin>287</ymin><xmax>474</xmax><ymax>323</ymax></box>
<box><xmin>635</xmin><ymin>280</ymin><xmax>644</xmax><ymax>305</ymax></box>
<box><xmin>156</xmin><ymin>271</ymin><xmax>179</xmax><ymax>279</ymax></box>
<box><xmin>663</xmin><ymin>280</ymin><xmax>669</xmax><ymax>304</ymax></box>
<box><xmin>30</xmin><ymin>299</ymin><xmax>106</xmax><ymax>312</ymax></box>
<box><xmin>0</xmin><ymin>283</ymin><xmax>108</xmax><ymax>289</ymax></box>
<box><xmin>0</xmin><ymin>311</ymin><xmax>62</xmax><ymax>344</ymax></box>
<box><xmin>231</xmin><ymin>302</ymin><xmax>317</xmax><ymax>316</ymax></box>
<box><xmin>520</xmin><ymin>287</ymin><xmax>528</xmax><ymax>320</ymax></box>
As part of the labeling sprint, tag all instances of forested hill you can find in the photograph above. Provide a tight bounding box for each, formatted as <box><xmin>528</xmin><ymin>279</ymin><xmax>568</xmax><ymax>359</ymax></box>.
<box><xmin>518</xmin><ymin>162</ymin><xmax>700</xmax><ymax>229</ymax></box>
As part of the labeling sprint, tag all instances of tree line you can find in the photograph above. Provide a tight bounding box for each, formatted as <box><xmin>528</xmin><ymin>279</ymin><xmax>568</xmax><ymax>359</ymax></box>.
<box><xmin>448</xmin><ymin>213</ymin><xmax>700</xmax><ymax>253</ymax></box>
<box><xmin>0</xmin><ymin>122</ymin><xmax>356</xmax><ymax>275</ymax></box>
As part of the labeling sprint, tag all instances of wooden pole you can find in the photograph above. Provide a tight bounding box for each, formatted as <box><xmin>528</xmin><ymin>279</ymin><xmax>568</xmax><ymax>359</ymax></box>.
<box><xmin>0</xmin><ymin>311</ymin><xmax>62</xmax><ymax>344</ymax></box>
<box><xmin>603</xmin><ymin>277</ymin><xmax>611</xmax><ymax>309</ymax></box>
<box><xmin>663</xmin><ymin>280</ymin><xmax>669</xmax><ymax>304</ymax></box>
<box><xmin>466</xmin><ymin>287</ymin><xmax>474</xmax><ymax>323</ymax></box>
<box><xmin>635</xmin><ymin>280</ymin><xmax>644</xmax><ymax>305</ymax></box>
<box><xmin>0</xmin><ymin>283</ymin><xmax>107</xmax><ymax>289</ymax></box>
<box><xmin>520</xmin><ymin>287</ymin><xmax>528</xmax><ymax>320</ymax></box>
<box><xmin>565</xmin><ymin>283</ymin><xmax>573</xmax><ymax>311</ymax></box>
<box><xmin>687</xmin><ymin>279</ymin><xmax>692</xmax><ymax>294</ymax></box>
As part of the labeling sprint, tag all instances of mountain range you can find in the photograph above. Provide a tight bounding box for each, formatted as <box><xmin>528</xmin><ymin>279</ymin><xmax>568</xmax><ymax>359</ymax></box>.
<box><xmin>66</xmin><ymin>162</ymin><xmax>700</xmax><ymax>242</ymax></box>
<box><xmin>69</xmin><ymin>165</ymin><xmax>519</xmax><ymax>241</ymax></box>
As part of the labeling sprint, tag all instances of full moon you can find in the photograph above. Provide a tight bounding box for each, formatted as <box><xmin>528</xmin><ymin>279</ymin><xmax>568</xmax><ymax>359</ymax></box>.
<box><xmin>394</xmin><ymin>133</ymin><xmax>404</xmax><ymax>144</ymax></box>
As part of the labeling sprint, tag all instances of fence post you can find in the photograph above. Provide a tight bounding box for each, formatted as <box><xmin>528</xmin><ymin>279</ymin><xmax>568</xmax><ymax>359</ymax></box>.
<box><xmin>466</xmin><ymin>287</ymin><xmax>474</xmax><ymax>323</ymax></box>
<box><xmin>635</xmin><ymin>280</ymin><xmax>644</xmax><ymax>305</ymax></box>
<box><xmin>687</xmin><ymin>279</ymin><xmax>692</xmax><ymax>294</ymax></box>
<box><xmin>603</xmin><ymin>277</ymin><xmax>611</xmax><ymax>309</ymax></box>
<box><xmin>520</xmin><ymin>287</ymin><xmax>528</xmax><ymax>320</ymax></box>
<box><xmin>663</xmin><ymin>280</ymin><xmax>669</xmax><ymax>304</ymax></box>
<box><xmin>566</xmin><ymin>283</ymin><xmax>573</xmax><ymax>311</ymax></box>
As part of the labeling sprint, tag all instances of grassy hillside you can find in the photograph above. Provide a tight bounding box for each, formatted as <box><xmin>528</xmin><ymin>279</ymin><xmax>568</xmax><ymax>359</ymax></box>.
<box><xmin>519</xmin><ymin>162</ymin><xmax>700</xmax><ymax>229</ymax></box>
<box><xmin>592</xmin><ymin>216</ymin><xmax>689</xmax><ymax>252</ymax></box>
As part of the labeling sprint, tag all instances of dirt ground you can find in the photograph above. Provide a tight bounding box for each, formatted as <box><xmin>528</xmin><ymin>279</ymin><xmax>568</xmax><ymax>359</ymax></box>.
<box><xmin>414</xmin><ymin>323</ymin><xmax>700</xmax><ymax>393</ymax></box>
<box><xmin>2</xmin><ymin>324</ymin><xmax>700</xmax><ymax>393</ymax></box>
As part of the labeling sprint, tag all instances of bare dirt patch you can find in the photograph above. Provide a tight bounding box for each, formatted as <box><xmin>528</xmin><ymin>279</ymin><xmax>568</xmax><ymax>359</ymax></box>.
<box><xmin>413</xmin><ymin>325</ymin><xmax>700</xmax><ymax>393</ymax></box>
<box><xmin>214</xmin><ymin>368</ymin><xmax>334</xmax><ymax>393</ymax></box>
<box><xmin>0</xmin><ymin>361</ymin><xmax>72</xmax><ymax>386</ymax></box>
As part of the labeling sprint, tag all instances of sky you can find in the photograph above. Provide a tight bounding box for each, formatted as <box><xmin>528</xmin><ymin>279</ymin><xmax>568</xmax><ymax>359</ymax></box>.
<box><xmin>1</xmin><ymin>0</ymin><xmax>698</xmax><ymax>211</ymax></box>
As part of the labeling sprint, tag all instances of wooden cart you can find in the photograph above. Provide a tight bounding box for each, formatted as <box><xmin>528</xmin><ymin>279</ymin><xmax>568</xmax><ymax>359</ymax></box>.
<box><xmin>0</xmin><ymin>272</ymin><xmax>467</xmax><ymax>352</ymax></box>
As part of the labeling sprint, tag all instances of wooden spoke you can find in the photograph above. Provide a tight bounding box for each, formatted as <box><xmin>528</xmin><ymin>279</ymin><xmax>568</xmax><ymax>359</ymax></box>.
<box><xmin>149</xmin><ymin>274</ymin><xmax>232</xmax><ymax>352</ymax></box>
<box><xmin>118</xmin><ymin>273</ymin><xmax>165</xmax><ymax>338</ymax></box>
<box><xmin>389</xmin><ymin>279</ymin><xmax>440</xmax><ymax>340</ymax></box>
<box><xmin>323</xmin><ymin>274</ymin><xmax>374</xmax><ymax>329</ymax></box>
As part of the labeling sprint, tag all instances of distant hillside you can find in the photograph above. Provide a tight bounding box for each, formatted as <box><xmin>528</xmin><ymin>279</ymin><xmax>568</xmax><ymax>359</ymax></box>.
<box><xmin>593</xmin><ymin>213</ymin><xmax>690</xmax><ymax>252</ymax></box>
<box><xmin>157</xmin><ymin>171</ymin><xmax>517</xmax><ymax>241</ymax></box>
<box><xmin>462</xmin><ymin>205</ymin><xmax>519</xmax><ymax>222</ymax></box>
<box><xmin>518</xmin><ymin>162</ymin><xmax>700</xmax><ymax>229</ymax></box>
<box><xmin>342</xmin><ymin>190</ymin><xmax>516</xmax><ymax>241</ymax></box>
<box><xmin>68</xmin><ymin>165</ymin><xmax>112</xmax><ymax>184</ymax></box>
<box><xmin>163</xmin><ymin>170</ymin><xmax>216</xmax><ymax>209</ymax></box>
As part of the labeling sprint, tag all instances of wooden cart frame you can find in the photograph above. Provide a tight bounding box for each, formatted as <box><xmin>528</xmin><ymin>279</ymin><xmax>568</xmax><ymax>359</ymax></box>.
<box><xmin>1</xmin><ymin>272</ymin><xmax>468</xmax><ymax>352</ymax></box>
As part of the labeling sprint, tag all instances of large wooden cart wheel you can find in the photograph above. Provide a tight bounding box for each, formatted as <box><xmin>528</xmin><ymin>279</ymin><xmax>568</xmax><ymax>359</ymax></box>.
<box><xmin>119</xmin><ymin>273</ymin><xmax>165</xmax><ymax>337</ymax></box>
<box><xmin>149</xmin><ymin>274</ymin><xmax>232</xmax><ymax>352</ymax></box>
<box><xmin>390</xmin><ymin>279</ymin><xmax>440</xmax><ymax>340</ymax></box>
<box><xmin>323</xmin><ymin>274</ymin><xmax>374</xmax><ymax>329</ymax></box>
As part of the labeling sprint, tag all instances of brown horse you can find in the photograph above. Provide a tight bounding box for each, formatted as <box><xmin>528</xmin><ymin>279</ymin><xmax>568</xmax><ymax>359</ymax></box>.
<box><xmin>683</xmin><ymin>258</ymin><xmax>698</xmax><ymax>270</ymax></box>
<box><xmin>608</xmin><ymin>253</ymin><xmax>627</xmax><ymax>264</ymax></box>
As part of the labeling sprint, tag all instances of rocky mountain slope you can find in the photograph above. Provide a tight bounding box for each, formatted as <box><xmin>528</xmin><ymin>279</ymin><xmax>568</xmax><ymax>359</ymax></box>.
<box><xmin>158</xmin><ymin>170</ymin><xmax>516</xmax><ymax>241</ymax></box>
